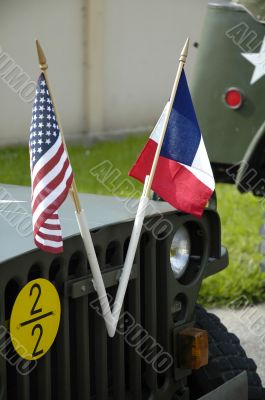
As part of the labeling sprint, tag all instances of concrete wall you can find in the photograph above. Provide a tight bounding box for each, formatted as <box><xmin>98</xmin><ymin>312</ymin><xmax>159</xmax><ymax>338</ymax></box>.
<box><xmin>0</xmin><ymin>0</ymin><xmax>85</xmax><ymax>145</ymax></box>
<box><xmin>0</xmin><ymin>0</ymin><xmax>208</xmax><ymax>145</ymax></box>
<box><xmin>100</xmin><ymin>0</ymin><xmax>209</xmax><ymax>136</ymax></box>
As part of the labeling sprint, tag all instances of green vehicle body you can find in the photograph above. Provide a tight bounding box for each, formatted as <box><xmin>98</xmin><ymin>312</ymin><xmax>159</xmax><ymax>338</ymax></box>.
<box><xmin>192</xmin><ymin>0</ymin><xmax>265</xmax><ymax>195</ymax></box>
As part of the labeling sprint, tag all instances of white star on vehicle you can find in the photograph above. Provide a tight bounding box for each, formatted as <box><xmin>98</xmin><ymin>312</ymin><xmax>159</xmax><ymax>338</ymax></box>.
<box><xmin>242</xmin><ymin>36</ymin><xmax>265</xmax><ymax>85</ymax></box>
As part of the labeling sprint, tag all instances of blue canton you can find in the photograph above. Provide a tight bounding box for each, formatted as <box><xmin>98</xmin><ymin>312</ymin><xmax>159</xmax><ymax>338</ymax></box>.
<box><xmin>29</xmin><ymin>73</ymin><xmax>60</xmax><ymax>167</ymax></box>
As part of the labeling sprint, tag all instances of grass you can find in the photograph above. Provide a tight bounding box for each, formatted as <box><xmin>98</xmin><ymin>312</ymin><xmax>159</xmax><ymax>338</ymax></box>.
<box><xmin>1</xmin><ymin>135</ymin><xmax>265</xmax><ymax>308</ymax></box>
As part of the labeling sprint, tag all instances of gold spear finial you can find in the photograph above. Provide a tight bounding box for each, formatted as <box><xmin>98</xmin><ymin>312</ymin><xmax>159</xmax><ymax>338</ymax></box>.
<box><xmin>179</xmin><ymin>37</ymin><xmax>190</xmax><ymax>63</ymax></box>
<box><xmin>36</xmin><ymin>40</ymin><xmax>48</xmax><ymax>71</ymax></box>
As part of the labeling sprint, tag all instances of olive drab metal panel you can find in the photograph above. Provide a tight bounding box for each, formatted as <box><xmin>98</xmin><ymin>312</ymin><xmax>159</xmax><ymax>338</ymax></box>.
<box><xmin>191</xmin><ymin>1</ymin><xmax>265</xmax><ymax>168</ymax></box>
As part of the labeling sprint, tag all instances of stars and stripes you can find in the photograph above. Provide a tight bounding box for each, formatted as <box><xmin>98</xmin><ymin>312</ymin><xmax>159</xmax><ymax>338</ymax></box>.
<box><xmin>29</xmin><ymin>73</ymin><xmax>73</xmax><ymax>253</ymax></box>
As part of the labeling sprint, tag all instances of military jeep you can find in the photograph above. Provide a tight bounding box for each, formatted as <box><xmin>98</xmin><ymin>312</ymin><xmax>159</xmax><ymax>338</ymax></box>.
<box><xmin>0</xmin><ymin>183</ymin><xmax>263</xmax><ymax>399</ymax></box>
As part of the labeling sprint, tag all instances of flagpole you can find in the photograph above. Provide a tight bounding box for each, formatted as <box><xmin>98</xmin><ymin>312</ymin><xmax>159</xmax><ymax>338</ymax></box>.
<box><xmin>110</xmin><ymin>38</ymin><xmax>190</xmax><ymax>333</ymax></box>
<box><xmin>145</xmin><ymin>37</ymin><xmax>189</xmax><ymax>196</ymax></box>
<box><xmin>35</xmin><ymin>40</ymin><xmax>115</xmax><ymax>336</ymax></box>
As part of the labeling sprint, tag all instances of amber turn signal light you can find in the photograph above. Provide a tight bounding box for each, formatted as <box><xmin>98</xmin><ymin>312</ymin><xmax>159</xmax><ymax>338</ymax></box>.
<box><xmin>178</xmin><ymin>327</ymin><xmax>208</xmax><ymax>370</ymax></box>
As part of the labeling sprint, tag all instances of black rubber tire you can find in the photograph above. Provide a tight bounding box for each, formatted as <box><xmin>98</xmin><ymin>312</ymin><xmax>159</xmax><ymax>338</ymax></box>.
<box><xmin>188</xmin><ymin>305</ymin><xmax>265</xmax><ymax>400</ymax></box>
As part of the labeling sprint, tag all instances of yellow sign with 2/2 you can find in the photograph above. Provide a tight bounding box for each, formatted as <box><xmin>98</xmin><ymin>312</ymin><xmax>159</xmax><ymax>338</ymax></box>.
<box><xmin>10</xmin><ymin>278</ymin><xmax>61</xmax><ymax>360</ymax></box>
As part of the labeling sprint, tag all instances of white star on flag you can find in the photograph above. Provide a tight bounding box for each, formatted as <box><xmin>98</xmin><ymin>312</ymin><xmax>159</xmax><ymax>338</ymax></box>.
<box><xmin>242</xmin><ymin>36</ymin><xmax>265</xmax><ymax>85</ymax></box>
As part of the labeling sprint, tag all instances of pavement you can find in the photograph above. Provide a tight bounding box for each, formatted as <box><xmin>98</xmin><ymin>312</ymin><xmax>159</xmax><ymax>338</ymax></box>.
<box><xmin>210</xmin><ymin>304</ymin><xmax>265</xmax><ymax>386</ymax></box>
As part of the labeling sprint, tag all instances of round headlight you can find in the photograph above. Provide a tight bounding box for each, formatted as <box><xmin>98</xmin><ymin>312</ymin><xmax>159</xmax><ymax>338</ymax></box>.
<box><xmin>170</xmin><ymin>225</ymin><xmax>191</xmax><ymax>279</ymax></box>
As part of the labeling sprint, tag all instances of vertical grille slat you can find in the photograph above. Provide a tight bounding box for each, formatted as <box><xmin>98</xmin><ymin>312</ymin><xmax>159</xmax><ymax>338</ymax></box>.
<box><xmin>125</xmin><ymin>257</ymin><xmax>142</xmax><ymax>400</ymax></box>
<box><xmin>15</xmin><ymin>279</ymin><xmax>30</xmax><ymax>400</ymax></box>
<box><xmin>34</xmin><ymin>354</ymin><xmax>52</xmax><ymax>400</ymax></box>
<box><xmin>17</xmin><ymin>370</ymin><xmax>30</xmax><ymax>400</ymax></box>
<box><xmin>140</xmin><ymin>234</ymin><xmax>157</xmax><ymax>392</ymax></box>
<box><xmin>0</xmin><ymin>292</ymin><xmax>7</xmax><ymax>400</ymax></box>
<box><xmin>112</xmin><ymin>311</ymin><xmax>125</xmax><ymax>400</ymax></box>
<box><xmin>94</xmin><ymin>311</ymin><xmax>108</xmax><ymax>400</ymax></box>
<box><xmin>5</xmin><ymin>280</ymin><xmax>20</xmax><ymax>400</ymax></box>
<box><xmin>56</xmin><ymin>296</ymin><xmax>71</xmax><ymax>400</ymax></box>
<box><xmin>156</xmin><ymin>237</ymin><xmax>171</xmax><ymax>389</ymax></box>
<box><xmin>72</xmin><ymin>297</ymin><xmax>90</xmax><ymax>400</ymax></box>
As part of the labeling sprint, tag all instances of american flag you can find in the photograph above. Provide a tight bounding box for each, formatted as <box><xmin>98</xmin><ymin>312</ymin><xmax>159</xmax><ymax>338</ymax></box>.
<box><xmin>29</xmin><ymin>73</ymin><xmax>73</xmax><ymax>253</ymax></box>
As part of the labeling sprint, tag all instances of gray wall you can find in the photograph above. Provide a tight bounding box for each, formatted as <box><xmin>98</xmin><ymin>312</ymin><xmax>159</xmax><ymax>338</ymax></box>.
<box><xmin>0</xmin><ymin>0</ymin><xmax>84</xmax><ymax>145</ymax></box>
<box><xmin>0</xmin><ymin>0</ymin><xmax>208</xmax><ymax>145</ymax></box>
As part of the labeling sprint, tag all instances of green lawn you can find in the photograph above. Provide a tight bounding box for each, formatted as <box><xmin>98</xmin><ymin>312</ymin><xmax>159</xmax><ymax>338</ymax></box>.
<box><xmin>1</xmin><ymin>135</ymin><xmax>265</xmax><ymax>307</ymax></box>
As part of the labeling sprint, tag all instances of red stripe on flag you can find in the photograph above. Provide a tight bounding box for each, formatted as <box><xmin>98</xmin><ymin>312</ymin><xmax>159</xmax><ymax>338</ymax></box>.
<box><xmin>43</xmin><ymin>223</ymin><xmax>61</xmax><ymax>230</ymax></box>
<box><xmin>37</xmin><ymin>230</ymin><xmax>63</xmax><ymax>243</ymax></box>
<box><xmin>34</xmin><ymin>238</ymin><xmax>63</xmax><ymax>254</ymax></box>
<box><xmin>47</xmin><ymin>214</ymin><xmax>59</xmax><ymax>220</ymax></box>
<box><xmin>34</xmin><ymin>173</ymin><xmax>73</xmax><ymax>234</ymax></box>
<box><xmin>32</xmin><ymin>157</ymin><xmax>71</xmax><ymax>214</ymax></box>
<box><xmin>32</xmin><ymin>143</ymin><xmax>65</xmax><ymax>191</ymax></box>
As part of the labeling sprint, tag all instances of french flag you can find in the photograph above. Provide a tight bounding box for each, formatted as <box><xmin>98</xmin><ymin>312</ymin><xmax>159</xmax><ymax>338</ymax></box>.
<box><xmin>129</xmin><ymin>70</ymin><xmax>215</xmax><ymax>217</ymax></box>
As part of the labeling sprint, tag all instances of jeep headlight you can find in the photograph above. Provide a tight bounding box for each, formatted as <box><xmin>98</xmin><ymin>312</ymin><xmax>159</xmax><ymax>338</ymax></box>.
<box><xmin>170</xmin><ymin>225</ymin><xmax>191</xmax><ymax>279</ymax></box>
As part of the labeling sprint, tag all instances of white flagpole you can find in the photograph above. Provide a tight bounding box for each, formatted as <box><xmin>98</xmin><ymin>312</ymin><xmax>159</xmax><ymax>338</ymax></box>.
<box><xmin>75</xmin><ymin>210</ymin><xmax>115</xmax><ymax>335</ymax></box>
<box><xmin>145</xmin><ymin>37</ymin><xmax>189</xmax><ymax>196</ymax></box>
<box><xmin>111</xmin><ymin>177</ymin><xmax>150</xmax><ymax>334</ymax></box>
<box><xmin>110</xmin><ymin>38</ymin><xmax>190</xmax><ymax>334</ymax></box>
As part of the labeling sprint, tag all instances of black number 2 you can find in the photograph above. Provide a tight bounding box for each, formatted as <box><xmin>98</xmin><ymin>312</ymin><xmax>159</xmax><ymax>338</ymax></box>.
<box><xmin>30</xmin><ymin>283</ymin><xmax>42</xmax><ymax>315</ymax></box>
<box><xmin>32</xmin><ymin>324</ymin><xmax>44</xmax><ymax>357</ymax></box>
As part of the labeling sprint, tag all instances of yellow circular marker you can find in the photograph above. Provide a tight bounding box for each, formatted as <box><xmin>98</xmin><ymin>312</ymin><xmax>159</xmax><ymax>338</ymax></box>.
<box><xmin>10</xmin><ymin>278</ymin><xmax>61</xmax><ymax>360</ymax></box>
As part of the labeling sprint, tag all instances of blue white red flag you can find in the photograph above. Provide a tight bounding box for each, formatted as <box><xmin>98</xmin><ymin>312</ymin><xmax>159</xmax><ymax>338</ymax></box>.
<box><xmin>129</xmin><ymin>70</ymin><xmax>215</xmax><ymax>217</ymax></box>
<box><xmin>29</xmin><ymin>73</ymin><xmax>73</xmax><ymax>253</ymax></box>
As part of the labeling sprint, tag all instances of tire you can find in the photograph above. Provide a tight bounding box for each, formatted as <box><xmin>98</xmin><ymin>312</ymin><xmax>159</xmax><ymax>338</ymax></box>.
<box><xmin>188</xmin><ymin>305</ymin><xmax>265</xmax><ymax>400</ymax></box>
